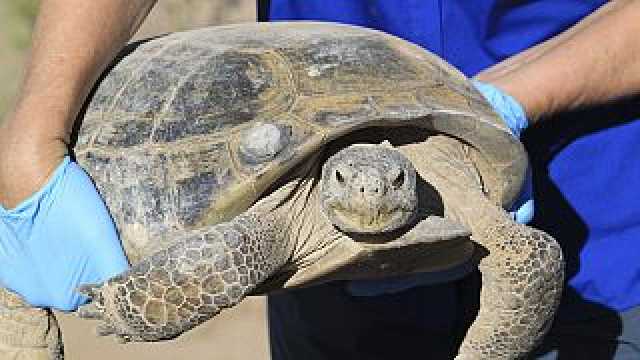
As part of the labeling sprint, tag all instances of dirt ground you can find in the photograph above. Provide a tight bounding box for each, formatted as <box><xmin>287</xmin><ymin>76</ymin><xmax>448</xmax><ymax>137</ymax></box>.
<box><xmin>56</xmin><ymin>297</ymin><xmax>269</xmax><ymax>360</ymax></box>
<box><xmin>2</xmin><ymin>1</ymin><xmax>270</xmax><ymax>359</ymax></box>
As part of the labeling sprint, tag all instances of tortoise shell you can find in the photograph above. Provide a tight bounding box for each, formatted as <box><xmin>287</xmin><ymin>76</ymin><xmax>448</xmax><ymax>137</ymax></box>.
<box><xmin>75</xmin><ymin>22</ymin><xmax>526</xmax><ymax>261</ymax></box>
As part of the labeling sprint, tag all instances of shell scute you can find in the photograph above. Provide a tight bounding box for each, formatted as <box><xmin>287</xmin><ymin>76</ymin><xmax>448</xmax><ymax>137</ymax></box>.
<box><xmin>290</xmin><ymin>95</ymin><xmax>377</xmax><ymax>129</ymax></box>
<box><xmin>283</xmin><ymin>36</ymin><xmax>426</xmax><ymax>96</ymax></box>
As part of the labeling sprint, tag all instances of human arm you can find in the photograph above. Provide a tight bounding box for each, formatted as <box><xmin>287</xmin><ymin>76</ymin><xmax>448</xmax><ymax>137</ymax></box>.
<box><xmin>477</xmin><ymin>0</ymin><xmax>631</xmax><ymax>85</ymax></box>
<box><xmin>476</xmin><ymin>0</ymin><xmax>640</xmax><ymax>123</ymax></box>
<box><xmin>0</xmin><ymin>0</ymin><xmax>157</xmax><ymax>208</ymax></box>
<box><xmin>0</xmin><ymin>0</ymin><xmax>157</xmax><ymax>311</ymax></box>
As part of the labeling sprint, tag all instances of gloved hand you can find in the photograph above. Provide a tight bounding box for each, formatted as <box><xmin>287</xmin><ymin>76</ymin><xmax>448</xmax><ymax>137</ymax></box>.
<box><xmin>347</xmin><ymin>80</ymin><xmax>533</xmax><ymax>297</ymax></box>
<box><xmin>0</xmin><ymin>156</ymin><xmax>129</xmax><ymax>311</ymax></box>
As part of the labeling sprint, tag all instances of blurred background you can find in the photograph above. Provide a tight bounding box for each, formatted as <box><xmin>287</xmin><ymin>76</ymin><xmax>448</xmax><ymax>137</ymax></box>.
<box><xmin>1</xmin><ymin>1</ymin><xmax>270</xmax><ymax>359</ymax></box>
<box><xmin>0</xmin><ymin>0</ymin><xmax>256</xmax><ymax>115</ymax></box>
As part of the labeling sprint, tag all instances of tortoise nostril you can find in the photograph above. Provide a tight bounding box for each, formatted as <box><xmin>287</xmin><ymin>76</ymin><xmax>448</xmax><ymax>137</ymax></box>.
<box><xmin>335</xmin><ymin>170</ymin><xmax>345</xmax><ymax>185</ymax></box>
<box><xmin>392</xmin><ymin>171</ymin><xmax>405</xmax><ymax>189</ymax></box>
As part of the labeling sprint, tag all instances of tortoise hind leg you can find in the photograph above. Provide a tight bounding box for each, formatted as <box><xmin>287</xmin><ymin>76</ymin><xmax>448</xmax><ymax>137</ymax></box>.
<box><xmin>0</xmin><ymin>287</ymin><xmax>63</xmax><ymax>360</ymax></box>
<box><xmin>457</xmin><ymin>213</ymin><xmax>564</xmax><ymax>360</ymax></box>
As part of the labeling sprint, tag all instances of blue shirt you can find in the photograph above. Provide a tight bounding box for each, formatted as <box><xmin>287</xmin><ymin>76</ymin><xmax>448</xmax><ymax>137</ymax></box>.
<box><xmin>264</xmin><ymin>0</ymin><xmax>640</xmax><ymax>312</ymax></box>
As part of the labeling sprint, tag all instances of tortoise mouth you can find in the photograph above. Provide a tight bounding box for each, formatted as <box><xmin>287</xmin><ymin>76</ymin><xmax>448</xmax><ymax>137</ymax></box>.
<box><xmin>329</xmin><ymin>206</ymin><xmax>415</xmax><ymax>234</ymax></box>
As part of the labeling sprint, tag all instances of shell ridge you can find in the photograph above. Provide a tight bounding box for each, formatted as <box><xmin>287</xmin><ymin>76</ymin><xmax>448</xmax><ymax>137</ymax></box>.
<box><xmin>225</xmin><ymin>139</ymin><xmax>248</xmax><ymax>181</ymax></box>
<box><xmin>97</xmin><ymin>40</ymin><xmax>178</xmax><ymax>144</ymax></box>
<box><xmin>147</xmin><ymin>47</ymin><xmax>215</xmax><ymax>145</ymax></box>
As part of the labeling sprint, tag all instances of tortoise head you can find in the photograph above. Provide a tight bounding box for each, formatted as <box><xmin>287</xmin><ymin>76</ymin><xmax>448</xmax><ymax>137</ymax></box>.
<box><xmin>320</xmin><ymin>142</ymin><xmax>418</xmax><ymax>234</ymax></box>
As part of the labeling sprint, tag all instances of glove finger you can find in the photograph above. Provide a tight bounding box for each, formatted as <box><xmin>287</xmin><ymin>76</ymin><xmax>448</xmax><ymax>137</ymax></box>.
<box><xmin>471</xmin><ymin>80</ymin><xmax>528</xmax><ymax>138</ymax></box>
<box><xmin>512</xmin><ymin>199</ymin><xmax>535</xmax><ymax>225</ymax></box>
<box><xmin>509</xmin><ymin>168</ymin><xmax>534</xmax><ymax>224</ymax></box>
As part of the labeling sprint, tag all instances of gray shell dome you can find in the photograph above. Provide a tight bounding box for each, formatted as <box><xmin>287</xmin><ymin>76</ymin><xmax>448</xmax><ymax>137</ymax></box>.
<box><xmin>75</xmin><ymin>22</ymin><xmax>527</xmax><ymax>261</ymax></box>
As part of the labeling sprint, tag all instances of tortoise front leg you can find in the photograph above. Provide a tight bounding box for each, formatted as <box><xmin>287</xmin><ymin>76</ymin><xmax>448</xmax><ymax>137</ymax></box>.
<box><xmin>457</xmin><ymin>211</ymin><xmax>564</xmax><ymax>360</ymax></box>
<box><xmin>77</xmin><ymin>211</ymin><xmax>293</xmax><ymax>342</ymax></box>
<box><xmin>0</xmin><ymin>287</ymin><xmax>63</xmax><ymax>360</ymax></box>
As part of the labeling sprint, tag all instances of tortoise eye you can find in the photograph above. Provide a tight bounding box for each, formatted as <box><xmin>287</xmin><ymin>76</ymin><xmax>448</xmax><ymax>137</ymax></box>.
<box><xmin>392</xmin><ymin>171</ymin><xmax>405</xmax><ymax>189</ymax></box>
<box><xmin>335</xmin><ymin>170</ymin><xmax>345</xmax><ymax>184</ymax></box>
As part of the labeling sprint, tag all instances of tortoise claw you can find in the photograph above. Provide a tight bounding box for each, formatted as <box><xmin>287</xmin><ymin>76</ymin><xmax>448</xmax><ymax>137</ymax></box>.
<box><xmin>77</xmin><ymin>302</ymin><xmax>104</xmax><ymax>320</ymax></box>
<box><xmin>96</xmin><ymin>323</ymin><xmax>116</xmax><ymax>336</ymax></box>
<box><xmin>115</xmin><ymin>334</ymin><xmax>131</xmax><ymax>344</ymax></box>
<box><xmin>77</xmin><ymin>284</ymin><xmax>101</xmax><ymax>299</ymax></box>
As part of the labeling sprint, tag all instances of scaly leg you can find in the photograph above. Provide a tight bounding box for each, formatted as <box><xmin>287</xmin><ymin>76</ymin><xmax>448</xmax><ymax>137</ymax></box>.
<box><xmin>77</xmin><ymin>211</ymin><xmax>293</xmax><ymax>342</ymax></box>
<box><xmin>399</xmin><ymin>135</ymin><xmax>564</xmax><ymax>359</ymax></box>
<box><xmin>456</xmin><ymin>211</ymin><xmax>564</xmax><ymax>360</ymax></box>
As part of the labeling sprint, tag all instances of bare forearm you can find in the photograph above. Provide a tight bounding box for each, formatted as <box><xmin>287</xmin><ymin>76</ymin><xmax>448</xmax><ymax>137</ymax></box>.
<box><xmin>478</xmin><ymin>0</ymin><xmax>640</xmax><ymax>123</ymax></box>
<box><xmin>0</xmin><ymin>0</ymin><xmax>156</xmax><ymax>207</ymax></box>
<box><xmin>13</xmin><ymin>0</ymin><xmax>157</xmax><ymax>141</ymax></box>
<box><xmin>477</xmin><ymin>0</ymin><xmax>631</xmax><ymax>83</ymax></box>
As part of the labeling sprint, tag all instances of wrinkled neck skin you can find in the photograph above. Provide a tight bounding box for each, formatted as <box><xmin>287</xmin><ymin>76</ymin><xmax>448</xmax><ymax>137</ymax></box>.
<box><xmin>250</xmin><ymin>139</ymin><xmax>493</xmax><ymax>291</ymax></box>
<box><xmin>248</xmin><ymin>156</ymin><xmax>344</xmax><ymax>274</ymax></box>
<box><xmin>249</xmin><ymin>153</ymin><xmax>423</xmax><ymax>290</ymax></box>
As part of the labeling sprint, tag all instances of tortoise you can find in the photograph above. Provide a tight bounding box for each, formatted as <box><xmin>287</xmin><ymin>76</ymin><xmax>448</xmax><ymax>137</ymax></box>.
<box><xmin>0</xmin><ymin>22</ymin><xmax>563</xmax><ymax>360</ymax></box>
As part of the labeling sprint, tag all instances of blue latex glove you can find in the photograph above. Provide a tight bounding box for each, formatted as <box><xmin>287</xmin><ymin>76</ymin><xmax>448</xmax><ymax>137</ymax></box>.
<box><xmin>471</xmin><ymin>80</ymin><xmax>529</xmax><ymax>138</ymax></box>
<box><xmin>347</xmin><ymin>81</ymin><xmax>534</xmax><ymax>297</ymax></box>
<box><xmin>0</xmin><ymin>156</ymin><xmax>129</xmax><ymax>311</ymax></box>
